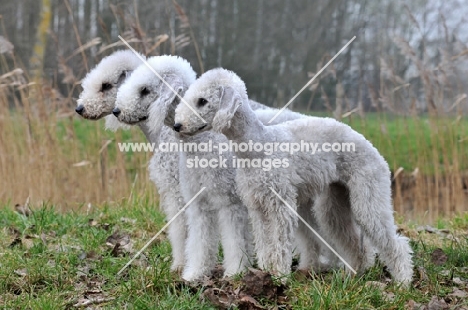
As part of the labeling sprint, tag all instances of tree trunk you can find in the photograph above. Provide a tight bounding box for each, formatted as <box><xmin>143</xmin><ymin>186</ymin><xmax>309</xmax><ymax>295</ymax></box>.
<box><xmin>334</xmin><ymin>81</ymin><xmax>344</xmax><ymax>121</ymax></box>
<box><xmin>29</xmin><ymin>0</ymin><xmax>52</xmax><ymax>82</ymax></box>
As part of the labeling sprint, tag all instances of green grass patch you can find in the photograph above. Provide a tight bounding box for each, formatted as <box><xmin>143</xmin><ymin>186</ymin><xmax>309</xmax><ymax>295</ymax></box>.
<box><xmin>302</xmin><ymin>111</ymin><xmax>468</xmax><ymax>175</ymax></box>
<box><xmin>1</xmin><ymin>200</ymin><xmax>467</xmax><ymax>309</ymax></box>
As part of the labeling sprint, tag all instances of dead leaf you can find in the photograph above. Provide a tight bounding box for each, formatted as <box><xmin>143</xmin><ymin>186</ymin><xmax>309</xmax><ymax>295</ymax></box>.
<box><xmin>447</xmin><ymin>288</ymin><xmax>468</xmax><ymax>298</ymax></box>
<box><xmin>7</xmin><ymin>227</ymin><xmax>21</xmax><ymax>237</ymax></box>
<box><xmin>405</xmin><ymin>299</ymin><xmax>424</xmax><ymax>310</ymax></box>
<box><xmin>14</xmin><ymin>269</ymin><xmax>28</xmax><ymax>277</ymax></box>
<box><xmin>440</xmin><ymin>270</ymin><xmax>450</xmax><ymax>277</ymax></box>
<box><xmin>46</xmin><ymin>260</ymin><xmax>56</xmax><ymax>268</ymax></box>
<box><xmin>110</xmin><ymin>243</ymin><xmax>122</xmax><ymax>257</ymax></box>
<box><xmin>382</xmin><ymin>291</ymin><xmax>395</xmax><ymax>302</ymax></box>
<box><xmin>52</xmin><ymin>244</ymin><xmax>82</xmax><ymax>253</ymax></box>
<box><xmin>9</xmin><ymin>237</ymin><xmax>22</xmax><ymax>248</ymax></box>
<box><xmin>48</xmin><ymin>231</ymin><xmax>57</xmax><ymax>238</ymax></box>
<box><xmin>199</xmin><ymin>276</ymin><xmax>215</xmax><ymax>288</ymax></box>
<box><xmin>120</xmin><ymin>217</ymin><xmax>137</xmax><ymax>224</ymax></box>
<box><xmin>40</xmin><ymin>233</ymin><xmax>48</xmax><ymax>244</ymax></box>
<box><xmin>242</xmin><ymin>268</ymin><xmax>282</xmax><ymax>300</ymax></box>
<box><xmin>85</xmin><ymin>288</ymin><xmax>103</xmax><ymax>295</ymax></box>
<box><xmin>431</xmin><ymin>248</ymin><xmax>448</xmax><ymax>266</ymax></box>
<box><xmin>78</xmin><ymin>251</ymin><xmax>100</xmax><ymax>261</ymax></box>
<box><xmin>132</xmin><ymin>253</ymin><xmax>149</xmax><ymax>269</ymax></box>
<box><xmin>88</xmin><ymin>219</ymin><xmax>98</xmax><ymax>227</ymax></box>
<box><xmin>86</xmin><ymin>251</ymin><xmax>101</xmax><ymax>261</ymax></box>
<box><xmin>106</xmin><ymin>231</ymin><xmax>130</xmax><ymax>246</ymax></box>
<box><xmin>22</xmin><ymin>238</ymin><xmax>34</xmax><ymax>249</ymax></box>
<box><xmin>201</xmin><ymin>288</ymin><xmax>234</xmax><ymax>309</ymax></box>
<box><xmin>365</xmin><ymin>281</ymin><xmax>387</xmax><ymax>291</ymax></box>
<box><xmin>452</xmin><ymin>277</ymin><xmax>467</xmax><ymax>287</ymax></box>
<box><xmin>446</xmin><ymin>234</ymin><xmax>460</xmax><ymax>242</ymax></box>
<box><xmin>78</xmin><ymin>252</ymin><xmax>87</xmax><ymax>260</ymax></box>
<box><xmin>72</xmin><ymin>296</ymin><xmax>115</xmax><ymax>308</ymax></box>
<box><xmin>106</xmin><ymin>231</ymin><xmax>133</xmax><ymax>255</ymax></box>
<box><xmin>238</xmin><ymin>295</ymin><xmax>266</xmax><ymax>310</ymax></box>
<box><xmin>211</xmin><ymin>264</ymin><xmax>224</xmax><ymax>279</ymax></box>
<box><xmin>293</xmin><ymin>269</ymin><xmax>312</xmax><ymax>281</ymax></box>
<box><xmin>417</xmin><ymin>225</ymin><xmax>437</xmax><ymax>233</ymax></box>
<box><xmin>436</xmin><ymin>229</ymin><xmax>450</xmax><ymax>237</ymax></box>
<box><xmin>77</xmin><ymin>270</ymin><xmax>91</xmax><ymax>279</ymax></box>
<box><xmin>427</xmin><ymin>296</ymin><xmax>449</xmax><ymax>310</ymax></box>
<box><xmin>418</xmin><ymin>267</ymin><xmax>429</xmax><ymax>281</ymax></box>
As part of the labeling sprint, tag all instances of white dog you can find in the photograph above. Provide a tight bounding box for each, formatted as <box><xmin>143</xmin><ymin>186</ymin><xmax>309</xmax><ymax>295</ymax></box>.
<box><xmin>173</xmin><ymin>68</ymin><xmax>413</xmax><ymax>285</ymax></box>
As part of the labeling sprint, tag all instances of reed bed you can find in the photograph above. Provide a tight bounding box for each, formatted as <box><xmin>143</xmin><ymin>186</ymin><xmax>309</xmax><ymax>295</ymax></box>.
<box><xmin>0</xmin><ymin>2</ymin><xmax>467</xmax><ymax>223</ymax></box>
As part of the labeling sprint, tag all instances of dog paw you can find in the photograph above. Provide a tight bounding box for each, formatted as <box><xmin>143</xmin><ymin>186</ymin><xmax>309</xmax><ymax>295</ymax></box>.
<box><xmin>182</xmin><ymin>271</ymin><xmax>204</xmax><ymax>282</ymax></box>
<box><xmin>170</xmin><ymin>263</ymin><xmax>184</xmax><ymax>274</ymax></box>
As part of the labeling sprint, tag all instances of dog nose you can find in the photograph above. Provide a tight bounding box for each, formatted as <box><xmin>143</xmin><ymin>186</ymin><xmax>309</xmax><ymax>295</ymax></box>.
<box><xmin>112</xmin><ymin>107</ymin><xmax>121</xmax><ymax>117</ymax></box>
<box><xmin>75</xmin><ymin>105</ymin><xmax>84</xmax><ymax>115</ymax></box>
<box><xmin>173</xmin><ymin>123</ymin><xmax>182</xmax><ymax>132</ymax></box>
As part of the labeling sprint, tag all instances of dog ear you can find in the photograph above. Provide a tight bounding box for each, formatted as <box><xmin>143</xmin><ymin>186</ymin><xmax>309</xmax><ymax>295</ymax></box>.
<box><xmin>149</xmin><ymin>75</ymin><xmax>184</xmax><ymax>132</ymax></box>
<box><xmin>116</xmin><ymin>70</ymin><xmax>129</xmax><ymax>85</ymax></box>
<box><xmin>213</xmin><ymin>86</ymin><xmax>242</xmax><ymax>132</ymax></box>
<box><xmin>160</xmin><ymin>75</ymin><xmax>184</xmax><ymax>105</ymax></box>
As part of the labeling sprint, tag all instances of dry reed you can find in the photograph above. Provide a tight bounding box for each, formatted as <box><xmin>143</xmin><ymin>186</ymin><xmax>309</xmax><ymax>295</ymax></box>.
<box><xmin>0</xmin><ymin>3</ymin><xmax>467</xmax><ymax>223</ymax></box>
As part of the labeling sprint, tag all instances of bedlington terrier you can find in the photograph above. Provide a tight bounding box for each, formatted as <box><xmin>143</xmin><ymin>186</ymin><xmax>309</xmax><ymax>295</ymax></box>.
<box><xmin>173</xmin><ymin>68</ymin><xmax>413</xmax><ymax>285</ymax></box>
<box><xmin>77</xmin><ymin>51</ymin><xmax>367</xmax><ymax>279</ymax></box>
<box><xmin>75</xmin><ymin>51</ymin><xmax>325</xmax><ymax>279</ymax></box>
<box><xmin>76</xmin><ymin>50</ymin><xmax>141</xmax><ymax>121</ymax></box>
<box><xmin>114</xmin><ymin>55</ymin><xmax>255</xmax><ymax>281</ymax></box>
<box><xmin>75</xmin><ymin>50</ymin><xmax>187</xmax><ymax>272</ymax></box>
<box><xmin>113</xmin><ymin>55</ymin><xmax>344</xmax><ymax>280</ymax></box>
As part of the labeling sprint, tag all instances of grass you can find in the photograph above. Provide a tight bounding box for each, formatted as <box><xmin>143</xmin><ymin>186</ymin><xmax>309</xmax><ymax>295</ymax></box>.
<box><xmin>1</xmin><ymin>0</ymin><xmax>467</xmax><ymax>221</ymax></box>
<box><xmin>349</xmin><ymin>115</ymin><xmax>468</xmax><ymax>174</ymax></box>
<box><xmin>0</xmin><ymin>198</ymin><xmax>212</xmax><ymax>309</ymax></box>
<box><xmin>302</xmin><ymin>111</ymin><xmax>468</xmax><ymax>175</ymax></box>
<box><xmin>3</xmin><ymin>106</ymin><xmax>467</xmax><ymax>220</ymax></box>
<box><xmin>1</xmin><ymin>1</ymin><xmax>467</xmax><ymax>308</ymax></box>
<box><xmin>1</xmin><ymin>200</ymin><xmax>467</xmax><ymax>309</ymax></box>
<box><xmin>54</xmin><ymin>111</ymin><xmax>468</xmax><ymax>176</ymax></box>
<box><xmin>0</xmin><ymin>104</ymin><xmax>153</xmax><ymax>207</ymax></box>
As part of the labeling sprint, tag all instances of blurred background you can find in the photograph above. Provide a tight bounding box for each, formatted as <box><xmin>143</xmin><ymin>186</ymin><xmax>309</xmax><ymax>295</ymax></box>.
<box><xmin>1</xmin><ymin>0</ymin><xmax>467</xmax><ymax>222</ymax></box>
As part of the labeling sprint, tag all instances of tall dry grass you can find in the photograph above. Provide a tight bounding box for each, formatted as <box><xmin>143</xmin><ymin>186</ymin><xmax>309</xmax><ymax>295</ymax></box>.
<box><xmin>0</xmin><ymin>1</ymin><xmax>200</xmax><ymax>210</ymax></box>
<box><xmin>0</xmin><ymin>70</ymin><xmax>154</xmax><ymax>209</ymax></box>
<box><xmin>304</xmin><ymin>9</ymin><xmax>468</xmax><ymax>222</ymax></box>
<box><xmin>0</xmin><ymin>2</ymin><xmax>467</xmax><ymax>222</ymax></box>
<box><xmin>359</xmin><ymin>13</ymin><xmax>468</xmax><ymax>222</ymax></box>
<box><xmin>0</xmin><ymin>5</ymin><xmax>161</xmax><ymax>209</ymax></box>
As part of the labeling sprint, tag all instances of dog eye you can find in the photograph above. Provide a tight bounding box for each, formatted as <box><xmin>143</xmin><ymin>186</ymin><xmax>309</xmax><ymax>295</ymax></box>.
<box><xmin>101</xmin><ymin>83</ymin><xmax>113</xmax><ymax>92</ymax></box>
<box><xmin>140</xmin><ymin>87</ymin><xmax>150</xmax><ymax>97</ymax></box>
<box><xmin>197</xmin><ymin>98</ymin><xmax>208</xmax><ymax>107</ymax></box>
